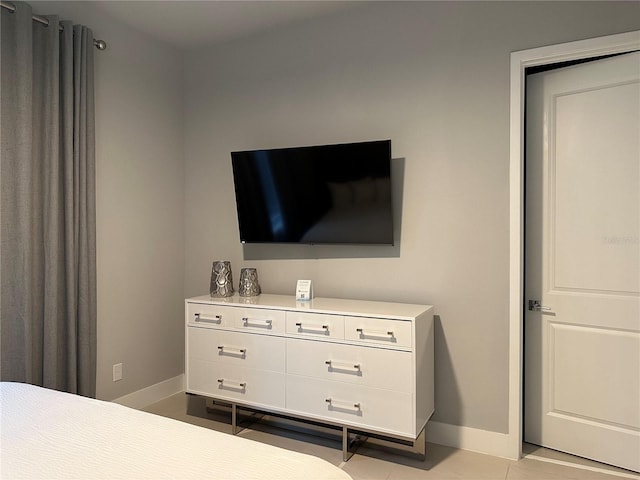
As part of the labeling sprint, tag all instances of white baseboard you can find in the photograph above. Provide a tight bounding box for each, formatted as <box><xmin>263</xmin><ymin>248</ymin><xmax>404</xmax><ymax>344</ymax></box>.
<box><xmin>427</xmin><ymin>421</ymin><xmax>518</xmax><ymax>460</ymax></box>
<box><xmin>113</xmin><ymin>374</ymin><xmax>184</xmax><ymax>409</ymax></box>
<box><xmin>112</xmin><ymin>378</ymin><xmax>518</xmax><ymax>460</ymax></box>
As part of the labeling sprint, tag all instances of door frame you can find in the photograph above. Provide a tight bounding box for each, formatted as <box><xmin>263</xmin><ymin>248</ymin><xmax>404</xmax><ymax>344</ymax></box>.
<box><xmin>508</xmin><ymin>30</ymin><xmax>640</xmax><ymax>460</ymax></box>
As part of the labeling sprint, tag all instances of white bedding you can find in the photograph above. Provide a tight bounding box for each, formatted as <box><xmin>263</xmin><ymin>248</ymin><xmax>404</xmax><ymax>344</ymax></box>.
<box><xmin>0</xmin><ymin>382</ymin><xmax>351</xmax><ymax>480</ymax></box>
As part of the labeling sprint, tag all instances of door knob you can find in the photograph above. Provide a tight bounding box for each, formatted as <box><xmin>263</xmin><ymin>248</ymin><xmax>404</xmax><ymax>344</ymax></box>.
<box><xmin>528</xmin><ymin>300</ymin><xmax>552</xmax><ymax>312</ymax></box>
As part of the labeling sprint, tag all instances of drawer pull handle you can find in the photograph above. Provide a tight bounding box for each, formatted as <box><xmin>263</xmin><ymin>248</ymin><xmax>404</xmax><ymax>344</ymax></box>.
<box><xmin>194</xmin><ymin>313</ymin><xmax>222</xmax><ymax>323</ymax></box>
<box><xmin>217</xmin><ymin>346</ymin><xmax>246</xmax><ymax>355</ymax></box>
<box><xmin>356</xmin><ymin>328</ymin><xmax>394</xmax><ymax>338</ymax></box>
<box><xmin>325</xmin><ymin>360</ymin><xmax>361</xmax><ymax>372</ymax></box>
<box><xmin>217</xmin><ymin>378</ymin><xmax>246</xmax><ymax>389</ymax></box>
<box><xmin>325</xmin><ymin>398</ymin><xmax>361</xmax><ymax>411</ymax></box>
<box><xmin>242</xmin><ymin>317</ymin><xmax>273</xmax><ymax>328</ymax></box>
<box><xmin>295</xmin><ymin>322</ymin><xmax>329</xmax><ymax>332</ymax></box>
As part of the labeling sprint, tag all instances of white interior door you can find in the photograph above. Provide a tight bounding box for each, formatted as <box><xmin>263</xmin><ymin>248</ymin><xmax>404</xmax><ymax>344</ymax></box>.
<box><xmin>524</xmin><ymin>52</ymin><xmax>640</xmax><ymax>472</ymax></box>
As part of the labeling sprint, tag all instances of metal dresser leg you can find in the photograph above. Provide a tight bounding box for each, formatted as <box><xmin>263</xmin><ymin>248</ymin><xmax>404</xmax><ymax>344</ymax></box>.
<box><xmin>342</xmin><ymin>426</ymin><xmax>368</xmax><ymax>462</ymax></box>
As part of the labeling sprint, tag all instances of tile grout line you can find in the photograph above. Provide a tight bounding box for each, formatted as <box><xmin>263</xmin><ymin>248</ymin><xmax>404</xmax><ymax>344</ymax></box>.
<box><xmin>523</xmin><ymin>454</ymin><xmax>640</xmax><ymax>480</ymax></box>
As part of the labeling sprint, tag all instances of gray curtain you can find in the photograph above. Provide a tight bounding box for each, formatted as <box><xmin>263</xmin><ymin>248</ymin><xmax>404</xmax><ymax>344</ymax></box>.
<box><xmin>1</xmin><ymin>2</ymin><xmax>97</xmax><ymax>397</ymax></box>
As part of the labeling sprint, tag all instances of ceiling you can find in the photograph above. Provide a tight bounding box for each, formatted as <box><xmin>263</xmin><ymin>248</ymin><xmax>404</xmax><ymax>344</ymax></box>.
<box><xmin>91</xmin><ymin>1</ymin><xmax>359</xmax><ymax>50</ymax></box>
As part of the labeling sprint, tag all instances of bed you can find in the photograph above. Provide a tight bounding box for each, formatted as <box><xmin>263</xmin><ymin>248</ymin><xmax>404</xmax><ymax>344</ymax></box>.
<box><xmin>0</xmin><ymin>382</ymin><xmax>352</xmax><ymax>479</ymax></box>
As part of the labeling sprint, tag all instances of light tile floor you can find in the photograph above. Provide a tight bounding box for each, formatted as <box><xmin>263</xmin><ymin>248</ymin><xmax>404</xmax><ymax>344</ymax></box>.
<box><xmin>142</xmin><ymin>393</ymin><xmax>639</xmax><ymax>480</ymax></box>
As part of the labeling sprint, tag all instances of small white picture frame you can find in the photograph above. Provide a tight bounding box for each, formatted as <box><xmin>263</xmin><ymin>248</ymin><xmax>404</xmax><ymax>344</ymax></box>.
<box><xmin>295</xmin><ymin>280</ymin><xmax>313</xmax><ymax>301</ymax></box>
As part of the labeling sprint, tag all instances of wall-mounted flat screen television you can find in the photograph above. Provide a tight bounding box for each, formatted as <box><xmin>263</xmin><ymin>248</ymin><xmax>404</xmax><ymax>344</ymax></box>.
<box><xmin>231</xmin><ymin>140</ymin><xmax>393</xmax><ymax>245</ymax></box>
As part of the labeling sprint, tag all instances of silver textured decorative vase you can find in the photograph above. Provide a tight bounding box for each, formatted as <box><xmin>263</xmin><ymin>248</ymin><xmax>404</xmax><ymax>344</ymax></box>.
<box><xmin>238</xmin><ymin>267</ymin><xmax>261</xmax><ymax>297</ymax></box>
<box><xmin>210</xmin><ymin>261</ymin><xmax>234</xmax><ymax>297</ymax></box>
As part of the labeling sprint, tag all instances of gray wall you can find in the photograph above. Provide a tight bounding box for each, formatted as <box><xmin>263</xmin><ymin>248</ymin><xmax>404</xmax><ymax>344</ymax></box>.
<box><xmin>183</xmin><ymin>2</ymin><xmax>640</xmax><ymax>433</ymax></box>
<box><xmin>92</xmin><ymin>24</ymin><xmax>185</xmax><ymax>402</ymax></box>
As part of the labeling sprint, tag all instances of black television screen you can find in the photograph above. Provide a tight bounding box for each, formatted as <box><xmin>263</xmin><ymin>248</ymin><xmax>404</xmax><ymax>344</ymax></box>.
<box><xmin>231</xmin><ymin>140</ymin><xmax>393</xmax><ymax>245</ymax></box>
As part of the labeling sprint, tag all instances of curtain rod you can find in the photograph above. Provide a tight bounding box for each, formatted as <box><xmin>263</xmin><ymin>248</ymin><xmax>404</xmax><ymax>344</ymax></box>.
<box><xmin>0</xmin><ymin>1</ymin><xmax>106</xmax><ymax>50</ymax></box>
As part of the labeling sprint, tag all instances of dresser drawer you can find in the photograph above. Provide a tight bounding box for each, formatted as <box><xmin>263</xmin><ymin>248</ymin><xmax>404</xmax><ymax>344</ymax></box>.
<box><xmin>232</xmin><ymin>307</ymin><xmax>285</xmax><ymax>334</ymax></box>
<box><xmin>187</xmin><ymin>303</ymin><xmax>236</xmax><ymax>328</ymax></box>
<box><xmin>286</xmin><ymin>376</ymin><xmax>414</xmax><ymax>437</ymax></box>
<box><xmin>187</xmin><ymin>359</ymin><xmax>285</xmax><ymax>408</ymax></box>
<box><xmin>344</xmin><ymin>316</ymin><xmax>412</xmax><ymax>348</ymax></box>
<box><xmin>286</xmin><ymin>312</ymin><xmax>344</xmax><ymax>340</ymax></box>
<box><xmin>286</xmin><ymin>338</ymin><xmax>412</xmax><ymax>392</ymax></box>
<box><xmin>188</xmin><ymin>327</ymin><xmax>285</xmax><ymax>372</ymax></box>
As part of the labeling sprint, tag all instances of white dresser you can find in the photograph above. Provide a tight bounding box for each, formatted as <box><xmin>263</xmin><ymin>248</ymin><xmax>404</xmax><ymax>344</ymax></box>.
<box><xmin>185</xmin><ymin>294</ymin><xmax>434</xmax><ymax>458</ymax></box>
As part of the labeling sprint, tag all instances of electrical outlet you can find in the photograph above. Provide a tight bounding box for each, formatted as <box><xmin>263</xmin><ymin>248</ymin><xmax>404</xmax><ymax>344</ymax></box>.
<box><xmin>112</xmin><ymin>363</ymin><xmax>123</xmax><ymax>382</ymax></box>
